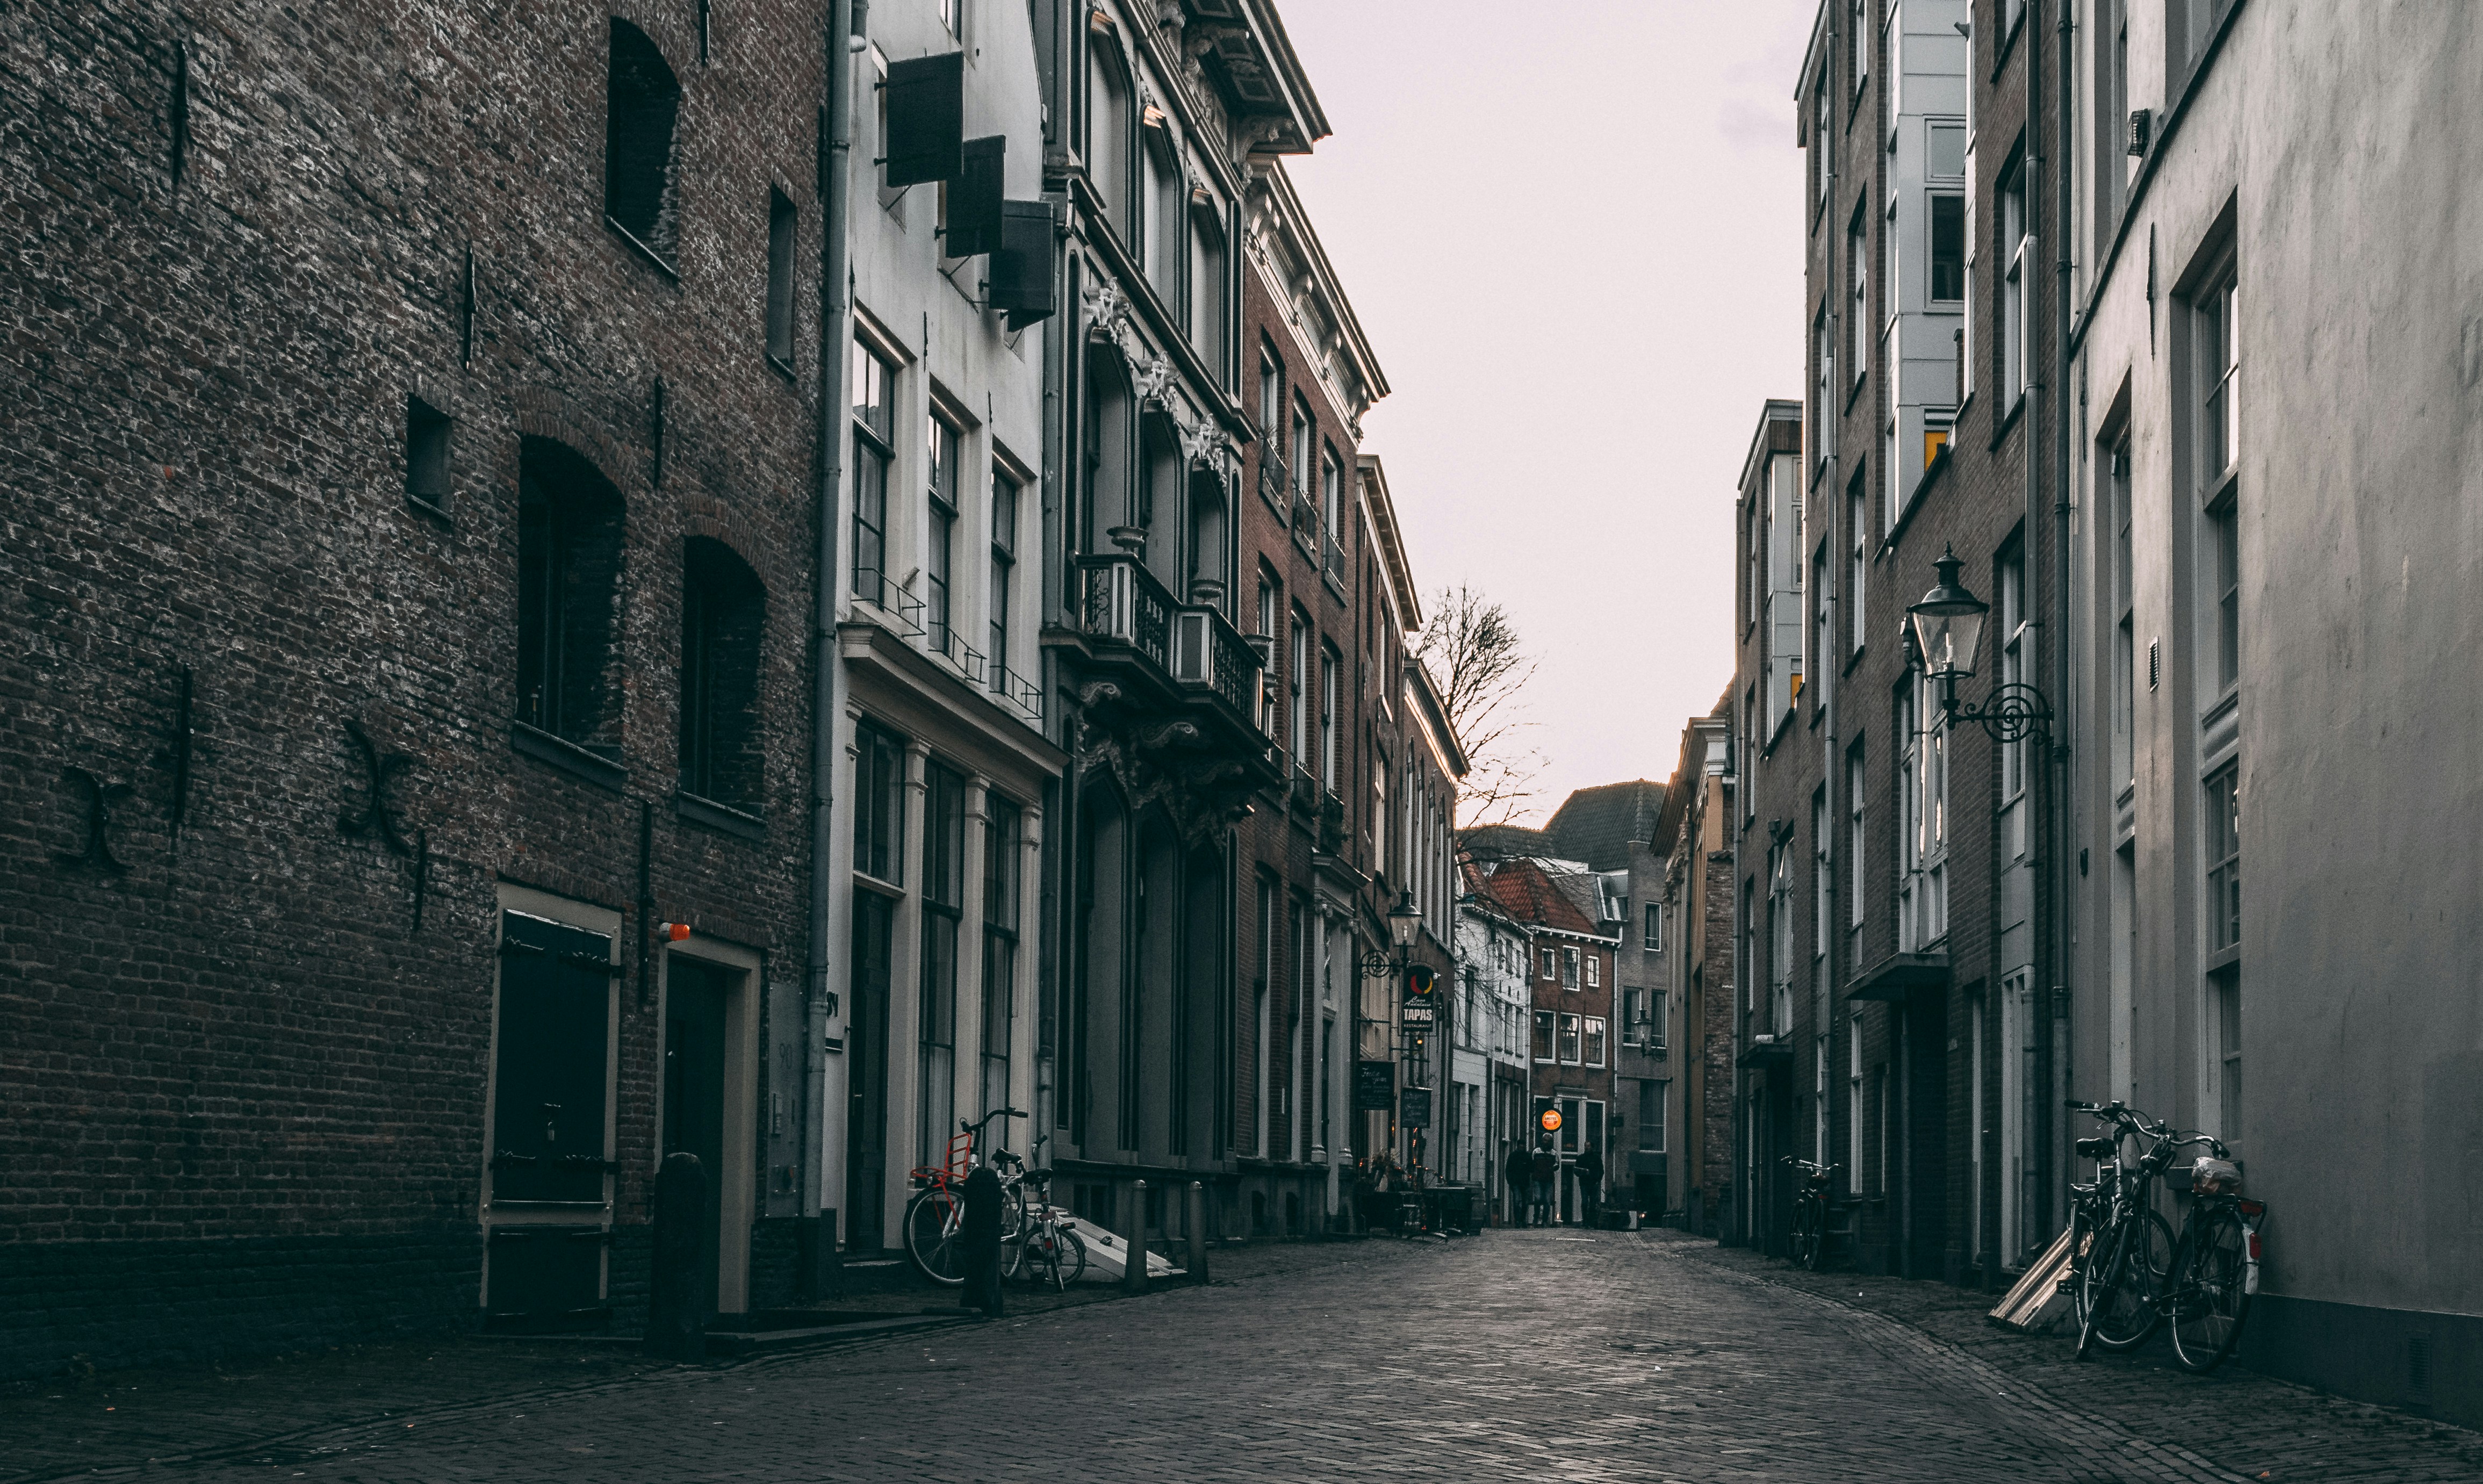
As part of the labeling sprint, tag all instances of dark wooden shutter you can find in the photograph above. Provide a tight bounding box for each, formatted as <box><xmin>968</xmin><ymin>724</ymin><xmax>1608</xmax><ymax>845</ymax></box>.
<box><xmin>946</xmin><ymin>135</ymin><xmax>1005</xmax><ymax>256</ymax></box>
<box><xmin>491</xmin><ymin>911</ymin><xmax>615</xmax><ymax>1203</ymax></box>
<box><xmin>989</xmin><ymin>199</ymin><xmax>1057</xmax><ymax>325</ymax></box>
<box><xmin>882</xmin><ymin>51</ymin><xmax>964</xmax><ymax>188</ymax></box>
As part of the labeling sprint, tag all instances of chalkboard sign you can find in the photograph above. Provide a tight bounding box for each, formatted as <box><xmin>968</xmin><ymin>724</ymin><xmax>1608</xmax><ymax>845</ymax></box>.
<box><xmin>1353</xmin><ymin>1059</ymin><xmax>1395</xmax><ymax>1111</ymax></box>
<box><xmin>1399</xmin><ymin>1086</ymin><xmax>1433</xmax><ymax>1126</ymax></box>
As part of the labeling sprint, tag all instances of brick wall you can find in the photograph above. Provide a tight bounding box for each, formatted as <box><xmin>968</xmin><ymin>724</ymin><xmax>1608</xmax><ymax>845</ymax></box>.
<box><xmin>2</xmin><ymin>0</ymin><xmax>829</xmax><ymax>1375</ymax></box>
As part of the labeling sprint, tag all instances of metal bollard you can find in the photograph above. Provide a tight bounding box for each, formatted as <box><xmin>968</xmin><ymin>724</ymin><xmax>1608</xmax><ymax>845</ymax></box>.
<box><xmin>645</xmin><ymin>1151</ymin><xmax>708</xmax><ymax>1361</ymax></box>
<box><xmin>1186</xmin><ymin>1181</ymin><xmax>1209</xmax><ymax>1284</ymax></box>
<box><xmin>1121</xmin><ymin>1179</ymin><xmax>1149</xmax><ymax>1294</ymax></box>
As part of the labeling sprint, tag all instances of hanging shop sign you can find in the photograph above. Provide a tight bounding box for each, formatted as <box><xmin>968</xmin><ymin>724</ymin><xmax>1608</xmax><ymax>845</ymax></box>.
<box><xmin>1354</xmin><ymin>1059</ymin><xmax>1395</xmax><ymax>1112</ymax></box>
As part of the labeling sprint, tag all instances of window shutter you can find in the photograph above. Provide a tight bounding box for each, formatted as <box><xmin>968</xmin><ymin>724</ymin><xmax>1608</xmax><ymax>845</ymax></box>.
<box><xmin>946</xmin><ymin>135</ymin><xmax>1005</xmax><ymax>256</ymax></box>
<box><xmin>490</xmin><ymin>912</ymin><xmax>615</xmax><ymax>1203</ymax></box>
<box><xmin>989</xmin><ymin>198</ymin><xmax>1057</xmax><ymax>325</ymax></box>
<box><xmin>882</xmin><ymin>51</ymin><xmax>965</xmax><ymax>188</ymax></box>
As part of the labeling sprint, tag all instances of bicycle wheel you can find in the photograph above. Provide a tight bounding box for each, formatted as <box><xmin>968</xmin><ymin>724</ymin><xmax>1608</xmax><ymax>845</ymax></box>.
<box><xmin>903</xmin><ymin>1187</ymin><xmax>967</xmax><ymax>1286</ymax></box>
<box><xmin>2169</xmin><ymin>1206</ymin><xmax>2252</xmax><ymax>1373</ymax></box>
<box><xmin>1789</xmin><ymin>1199</ymin><xmax>1822</xmax><ymax>1271</ymax></box>
<box><xmin>1053</xmin><ymin>1228</ymin><xmax>1088</xmax><ymax>1286</ymax></box>
<box><xmin>2086</xmin><ymin>1209</ymin><xmax>2172</xmax><ymax>1352</ymax></box>
<box><xmin>996</xmin><ymin>1186</ymin><xmax>1029</xmax><ymax>1278</ymax></box>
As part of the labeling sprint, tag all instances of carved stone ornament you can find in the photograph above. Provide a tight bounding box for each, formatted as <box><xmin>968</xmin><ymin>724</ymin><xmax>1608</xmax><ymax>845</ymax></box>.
<box><xmin>1083</xmin><ymin>278</ymin><xmax>1128</xmax><ymax>339</ymax></box>
<box><xmin>1182</xmin><ymin>421</ymin><xmax>1239</xmax><ymax>477</ymax></box>
<box><xmin>1072</xmin><ymin>682</ymin><xmax>1258</xmax><ymax>844</ymax></box>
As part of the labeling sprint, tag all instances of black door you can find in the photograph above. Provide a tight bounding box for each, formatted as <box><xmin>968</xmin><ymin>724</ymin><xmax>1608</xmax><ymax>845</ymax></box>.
<box><xmin>487</xmin><ymin>911</ymin><xmax>615</xmax><ymax>1319</ymax></box>
<box><xmin>1904</xmin><ymin>1003</ymin><xmax>1950</xmax><ymax>1279</ymax></box>
<box><xmin>846</xmin><ymin>892</ymin><xmax>893</xmax><ymax>1254</ymax></box>
<box><xmin>664</xmin><ymin>956</ymin><xmax>730</xmax><ymax>1317</ymax></box>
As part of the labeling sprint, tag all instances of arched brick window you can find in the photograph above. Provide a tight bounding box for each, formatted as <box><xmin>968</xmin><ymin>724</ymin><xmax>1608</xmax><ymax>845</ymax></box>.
<box><xmin>606</xmin><ymin>19</ymin><xmax>682</xmax><ymax>266</ymax></box>
<box><xmin>678</xmin><ymin>538</ymin><xmax>765</xmax><ymax>809</ymax></box>
<box><xmin>516</xmin><ymin>439</ymin><xmax>627</xmax><ymax>754</ymax></box>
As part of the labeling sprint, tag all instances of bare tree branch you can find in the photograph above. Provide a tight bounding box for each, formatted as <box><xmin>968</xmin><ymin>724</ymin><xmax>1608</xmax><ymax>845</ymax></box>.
<box><xmin>1415</xmin><ymin>584</ymin><xmax>1543</xmax><ymax>830</ymax></box>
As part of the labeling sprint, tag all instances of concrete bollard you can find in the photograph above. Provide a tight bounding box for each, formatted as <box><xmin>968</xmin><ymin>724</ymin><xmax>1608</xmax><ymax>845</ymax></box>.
<box><xmin>1186</xmin><ymin>1181</ymin><xmax>1208</xmax><ymax>1285</ymax></box>
<box><xmin>1122</xmin><ymin>1179</ymin><xmax>1149</xmax><ymax>1294</ymax></box>
<box><xmin>645</xmin><ymin>1151</ymin><xmax>708</xmax><ymax>1361</ymax></box>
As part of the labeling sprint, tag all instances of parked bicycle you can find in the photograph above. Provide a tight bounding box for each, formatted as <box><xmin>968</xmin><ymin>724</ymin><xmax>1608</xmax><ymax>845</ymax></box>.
<box><xmin>1006</xmin><ymin>1150</ymin><xmax>1088</xmax><ymax>1291</ymax></box>
<box><xmin>2067</xmin><ymin>1099</ymin><xmax>2265</xmax><ymax>1371</ymax></box>
<box><xmin>2065</xmin><ymin>1100</ymin><xmax>2171</xmax><ymax>1353</ymax></box>
<box><xmin>902</xmin><ymin>1106</ymin><xmax>1027</xmax><ymax>1285</ymax></box>
<box><xmin>1782</xmin><ymin>1156</ymin><xmax>1839</xmax><ymax>1272</ymax></box>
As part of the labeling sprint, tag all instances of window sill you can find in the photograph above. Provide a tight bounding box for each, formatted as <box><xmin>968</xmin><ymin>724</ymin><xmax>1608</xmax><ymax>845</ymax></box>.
<box><xmin>603</xmin><ymin>215</ymin><xmax>680</xmax><ymax>280</ymax></box>
<box><xmin>675</xmin><ymin>789</ymin><xmax>765</xmax><ymax>842</ymax></box>
<box><xmin>1843</xmin><ymin>642</ymin><xmax>1867</xmax><ymax>678</ymax></box>
<box><xmin>2200</xmin><ymin>688</ymin><xmax>2240</xmax><ymax>730</ymax></box>
<box><xmin>766</xmin><ymin>352</ymin><xmax>798</xmax><ymax>386</ymax></box>
<box><xmin>1993</xmin><ymin>393</ymin><xmax>2026</xmax><ymax>446</ymax></box>
<box><xmin>1844</xmin><ymin>372</ymin><xmax>1868</xmax><ymax>416</ymax></box>
<box><xmin>512</xmin><ymin>721</ymin><xmax>626</xmax><ymax>793</ymax></box>
<box><xmin>405</xmin><ymin>493</ymin><xmax>454</xmax><ymax>525</ymax></box>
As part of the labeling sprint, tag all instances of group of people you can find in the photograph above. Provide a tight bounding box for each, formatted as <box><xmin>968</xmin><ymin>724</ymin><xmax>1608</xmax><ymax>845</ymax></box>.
<box><xmin>1505</xmin><ymin>1134</ymin><xmax>1606</xmax><ymax>1228</ymax></box>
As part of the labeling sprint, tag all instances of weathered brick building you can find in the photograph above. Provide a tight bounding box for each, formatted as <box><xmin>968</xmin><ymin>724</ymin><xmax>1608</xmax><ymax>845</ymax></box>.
<box><xmin>1474</xmin><ymin>858</ymin><xmax>1616</xmax><ymax>1223</ymax></box>
<box><xmin>1654</xmin><ymin>695</ymin><xmax>1736</xmax><ymax>1234</ymax></box>
<box><xmin>3</xmin><ymin>0</ymin><xmax>832</xmax><ymax>1372</ymax></box>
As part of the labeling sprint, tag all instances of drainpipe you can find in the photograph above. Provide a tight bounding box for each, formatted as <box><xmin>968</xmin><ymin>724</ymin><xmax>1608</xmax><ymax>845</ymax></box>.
<box><xmin>2023</xmin><ymin>0</ymin><xmax>2059</xmax><ymax>1250</ymax></box>
<box><xmin>803</xmin><ymin>0</ymin><xmax>857</xmax><ymax>1295</ymax></box>
<box><xmin>2050</xmin><ymin>0</ymin><xmax>2078</xmax><ymax>1252</ymax></box>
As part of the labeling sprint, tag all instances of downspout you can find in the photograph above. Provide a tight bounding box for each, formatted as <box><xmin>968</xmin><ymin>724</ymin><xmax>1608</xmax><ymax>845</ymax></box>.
<box><xmin>2051</xmin><ymin>0</ymin><xmax>2078</xmax><ymax>1244</ymax></box>
<box><xmin>803</xmin><ymin>0</ymin><xmax>857</xmax><ymax>1292</ymax></box>
<box><xmin>2023</xmin><ymin>0</ymin><xmax>2059</xmax><ymax>1247</ymax></box>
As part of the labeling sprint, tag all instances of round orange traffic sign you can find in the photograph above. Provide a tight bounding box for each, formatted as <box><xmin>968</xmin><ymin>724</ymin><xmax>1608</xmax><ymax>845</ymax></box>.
<box><xmin>1539</xmin><ymin>1107</ymin><xmax>1563</xmax><ymax>1133</ymax></box>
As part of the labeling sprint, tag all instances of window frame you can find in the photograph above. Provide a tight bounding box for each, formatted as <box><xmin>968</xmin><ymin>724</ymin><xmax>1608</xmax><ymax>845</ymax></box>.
<box><xmin>989</xmin><ymin>465</ymin><xmax>1019</xmax><ymax>691</ymax></box>
<box><xmin>925</xmin><ymin>406</ymin><xmax>963</xmax><ymax>656</ymax></box>
<box><xmin>850</xmin><ymin>338</ymin><xmax>897</xmax><ymax>606</ymax></box>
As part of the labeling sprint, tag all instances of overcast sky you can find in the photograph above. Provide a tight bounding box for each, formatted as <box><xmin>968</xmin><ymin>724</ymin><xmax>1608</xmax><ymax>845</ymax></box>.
<box><xmin>1279</xmin><ymin>1</ymin><xmax>1816</xmax><ymax>825</ymax></box>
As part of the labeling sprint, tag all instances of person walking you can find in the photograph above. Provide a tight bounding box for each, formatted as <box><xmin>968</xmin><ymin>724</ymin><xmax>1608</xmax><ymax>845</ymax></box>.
<box><xmin>1502</xmin><ymin>1140</ymin><xmax>1530</xmax><ymax>1227</ymax></box>
<box><xmin>959</xmin><ymin>1159</ymin><xmax>1006</xmax><ymax>1319</ymax></box>
<box><xmin>1528</xmin><ymin>1135</ymin><xmax>1559</xmax><ymax>1229</ymax></box>
<box><xmin>1575</xmin><ymin>1139</ymin><xmax>1606</xmax><ymax>1230</ymax></box>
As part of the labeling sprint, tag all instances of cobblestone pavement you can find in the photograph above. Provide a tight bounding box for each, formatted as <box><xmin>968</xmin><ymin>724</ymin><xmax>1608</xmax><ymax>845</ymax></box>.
<box><xmin>11</xmin><ymin>1229</ymin><xmax>2478</xmax><ymax>1482</ymax></box>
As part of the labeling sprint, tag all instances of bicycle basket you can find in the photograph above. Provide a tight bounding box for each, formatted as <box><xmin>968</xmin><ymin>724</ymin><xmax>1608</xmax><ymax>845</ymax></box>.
<box><xmin>2190</xmin><ymin>1156</ymin><xmax>2242</xmax><ymax>1195</ymax></box>
<box><xmin>2075</xmin><ymin>1135</ymin><xmax>2115</xmax><ymax>1161</ymax></box>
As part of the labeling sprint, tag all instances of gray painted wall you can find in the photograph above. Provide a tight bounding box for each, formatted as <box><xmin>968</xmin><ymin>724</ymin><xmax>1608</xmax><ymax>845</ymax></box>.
<box><xmin>2067</xmin><ymin>0</ymin><xmax>2482</xmax><ymax>1421</ymax></box>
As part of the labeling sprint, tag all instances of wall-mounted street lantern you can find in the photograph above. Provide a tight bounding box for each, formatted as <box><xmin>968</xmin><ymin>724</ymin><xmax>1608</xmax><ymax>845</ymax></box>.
<box><xmin>1388</xmin><ymin>890</ymin><xmax>1421</xmax><ymax>952</ymax></box>
<box><xmin>1906</xmin><ymin>545</ymin><xmax>2053</xmax><ymax>744</ymax></box>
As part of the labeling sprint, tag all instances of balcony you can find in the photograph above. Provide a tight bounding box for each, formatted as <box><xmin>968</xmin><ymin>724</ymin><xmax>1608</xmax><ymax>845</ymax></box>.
<box><xmin>1069</xmin><ymin>553</ymin><xmax>1277</xmax><ymax>781</ymax></box>
<box><xmin>1258</xmin><ymin>450</ymin><xmax>1290</xmax><ymax>512</ymax></box>
<box><xmin>1291</xmin><ymin>493</ymin><xmax>1320</xmax><ymax>556</ymax></box>
<box><xmin>1322</xmin><ymin>529</ymin><xmax>1345</xmax><ymax>591</ymax></box>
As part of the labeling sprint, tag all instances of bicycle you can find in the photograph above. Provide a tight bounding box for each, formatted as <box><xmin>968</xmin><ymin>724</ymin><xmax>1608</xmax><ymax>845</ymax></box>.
<box><xmin>901</xmin><ymin>1106</ymin><xmax>1027</xmax><ymax>1285</ymax></box>
<box><xmin>1007</xmin><ymin>1154</ymin><xmax>1089</xmax><ymax>1291</ymax></box>
<box><xmin>1781</xmin><ymin>1156</ymin><xmax>1838</xmax><ymax>1272</ymax></box>
<box><xmin>2070</xmin><ymin>1100</ymin><xmax>2266</xmax><ymax>1371</ymax></box>
<box><xmin>2065</xmin><ymin>1100</ymin><xmax>2173</xmax><ymax>1357</ymax></box>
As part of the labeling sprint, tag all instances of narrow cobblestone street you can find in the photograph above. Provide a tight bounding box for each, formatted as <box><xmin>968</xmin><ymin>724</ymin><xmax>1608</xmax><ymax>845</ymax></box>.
<box><xmin>13</xmin><ymin>1230</ymin><xmax>2477</xmax><ymax>1483</ymax></box>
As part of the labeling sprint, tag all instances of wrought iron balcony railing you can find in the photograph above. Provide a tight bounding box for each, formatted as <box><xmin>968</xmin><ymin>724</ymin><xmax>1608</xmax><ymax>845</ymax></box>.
<box><xmin>1077</xmin><ymin>552</ymin><xmax>1173</xmax><ymax>673</ymax></box>
<box><xmin>1075</xmin><ymin>552</ymin><xmax>1265</xmax><ymax>739</ymax></box>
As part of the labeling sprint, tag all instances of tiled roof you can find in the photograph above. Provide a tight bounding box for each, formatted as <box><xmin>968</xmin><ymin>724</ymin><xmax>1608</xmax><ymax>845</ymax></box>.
<box><xmin>1479</xmin><ymin>858</ymin><xmax>1600</xmax><ymax>935</ymax></box>
<box><xmin>1542</xmin><ymin>780</ymin><xmax>1666</xmax><ymax>870</ymax></box>
<box><xmin>1460</xmin><ymin>823</ymin><xmax>1553</xmax><ymax>861</ymax></box>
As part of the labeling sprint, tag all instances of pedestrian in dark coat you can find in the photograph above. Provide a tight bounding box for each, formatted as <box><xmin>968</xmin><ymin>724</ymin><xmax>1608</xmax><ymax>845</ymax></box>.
<box><xmin>1575</xmin><ymin>1140</ymin><xmax>1606</xmax><ymax>1229</ymax></box>
<box><xmin>959</xmin><ymin>1162</ymin><xmax>1006</xmax><ymax>1318</ymax></box>
<box><xmin>1502</xmin><ymin>1142</ymin><xmax>1530</xmax><ymax>1227</ymax></box>
<box><xmin>1529</xmin><ymin>1136</ymin><xmax>1559</xmax><ymax>1228</ymax></box>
